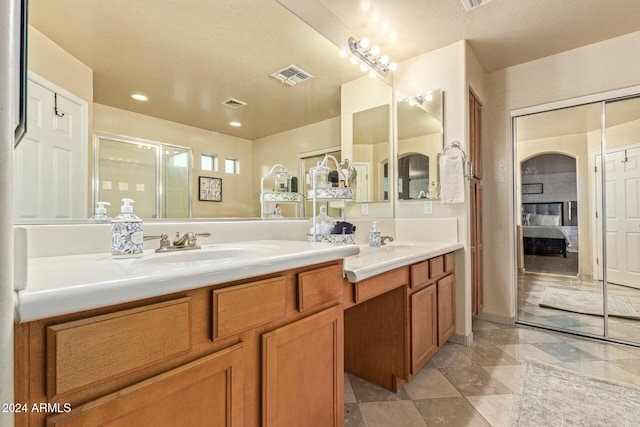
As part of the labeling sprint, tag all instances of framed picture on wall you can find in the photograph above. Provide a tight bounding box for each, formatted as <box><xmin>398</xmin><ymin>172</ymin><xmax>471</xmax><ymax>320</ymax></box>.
<box><xmin>199</xmin><ymin>176</ymin><xmax>222</xmax><ymax>202</ymax></box>
<box><xmin>522</xmin><ymin>183</ymin><xmax>543</xmax><ymax>194</ymax></box>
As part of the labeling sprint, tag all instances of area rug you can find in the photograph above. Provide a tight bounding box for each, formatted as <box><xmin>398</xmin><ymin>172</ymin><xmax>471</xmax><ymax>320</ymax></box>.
<box><xmin>509</xmin><ymin>358</ymin><xmax>640</xmax><ymax>426</ymax></box>
<box><xmin>538</xmin><ymin>286</ymin><xmax>640</xmax><ymax>320</ymax></box>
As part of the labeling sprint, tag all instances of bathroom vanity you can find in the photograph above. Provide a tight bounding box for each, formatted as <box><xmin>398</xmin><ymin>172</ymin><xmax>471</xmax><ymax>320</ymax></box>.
<box><xmin>13</xmin><ymin>239</ymin><xmax>461</xmax><ymax>426</ymax></box>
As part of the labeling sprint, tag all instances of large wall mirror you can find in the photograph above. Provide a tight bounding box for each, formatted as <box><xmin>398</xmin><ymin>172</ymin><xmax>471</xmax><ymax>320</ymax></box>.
<box><xmin>352</xmin><ymin>105</ymin><xmax>390</xmax><ymax>203</ymax></box>
<box><xmin>396</xmin><ymin>89</ymin><xmax>444</xmax><ymax>200</ymax></box>
<box><xmin>17</xmin><ymin>0</ymin><xmax>390</xmax><ymax>222</ymax></box>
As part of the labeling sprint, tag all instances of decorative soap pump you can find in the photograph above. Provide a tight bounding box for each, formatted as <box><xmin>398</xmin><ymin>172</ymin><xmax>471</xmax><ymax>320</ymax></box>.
<box><xmin>90</xmin><ymin>201</ymin><xmax>111</xmax><ymax>223</ymax></box>
<box><xmin>111</xmin><ymin>198</ymin><xmax>144</xmax><ymax>258</ymax></box>
<box><xmin>369</xmin><ymin>221</ymin><xmax>381</xmax><ymax>248</ymax></box>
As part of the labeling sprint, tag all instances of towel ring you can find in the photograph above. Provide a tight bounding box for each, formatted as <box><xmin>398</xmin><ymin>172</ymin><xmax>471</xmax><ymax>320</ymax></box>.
<box><xmin>442</xmin><ymin>141</ymin><xmax>473</xmax><ymax>180</ymax></box>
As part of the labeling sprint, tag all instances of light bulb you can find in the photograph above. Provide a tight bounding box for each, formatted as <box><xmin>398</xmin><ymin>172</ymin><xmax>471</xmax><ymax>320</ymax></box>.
<box><xmin>370</xmin><ymin>45</ymin><xmax>380</xmax><ymax>56</ymax></box>
<box><xmin>425</xmin><ymin>93</ymin><xmax>433</xmax><ymax>102</ymax></box>
<box><xmin>408</xmin><ymin>99</ymin><xmax>416</xmax><ymax>106</ymax></box>
<box><xmin>369</xmin><ymin>71</ymin><xmax>376</xmax><ymax>78</ymax></box>
<box><xmin>360</xmin><ymin>64</ymin><xmax>368</xmax><ymax>72</ymax></box>
<box><xmin>380</xmin><ymin>55</ymin><xmax>389</xmax><ymax>65</ymax></box>
<box><xmin>350</xmin><ymin>57</ymin><xmax>358</xmax><ymax>65</ymax></box>
<box><xmin>359</xmin><ymin>38</ymin><xmax>370</xmax><ymax>49</ymax></box>
<box><xmin>388</xmin><ymin>62</ymin><xmax>398</xmax><ymax>71</ymax></box>
<box><xmin>340</xmin><ymin>49</ymin><xmax>347</xmax><ymax>57</ymax></box>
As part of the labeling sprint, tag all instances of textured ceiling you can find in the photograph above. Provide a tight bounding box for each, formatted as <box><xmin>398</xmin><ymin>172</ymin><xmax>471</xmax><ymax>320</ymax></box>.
<box><xmin>30</xmin><ymin>0</ymin><xmax>640</xmax><ymax>140</ymax></box>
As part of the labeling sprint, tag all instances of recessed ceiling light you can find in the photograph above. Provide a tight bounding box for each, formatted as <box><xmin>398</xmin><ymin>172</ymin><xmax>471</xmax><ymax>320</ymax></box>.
<box><xmin>131</xmin><ymin>93</ymin><xmax>148</xmax><ymax>101</ymax></box>
<box><xmin>229</xmin><ymin>121</ymin><xmax>242</xmax><ymax>127</ymax></box>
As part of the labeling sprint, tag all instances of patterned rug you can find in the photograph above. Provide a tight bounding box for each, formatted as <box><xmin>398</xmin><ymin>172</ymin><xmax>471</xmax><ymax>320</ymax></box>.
<box><xmin>509</xmin><ymin>358</ymin><xmax>640</xmax><ymax>426</ymax></box>
<box><xmin>538</xmin><ymin>286</ymin><xmax>640</xmax><ymax>320</ymax></box>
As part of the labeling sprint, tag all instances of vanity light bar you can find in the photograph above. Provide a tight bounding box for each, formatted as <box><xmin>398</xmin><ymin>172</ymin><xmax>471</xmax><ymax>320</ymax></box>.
<box><xmin>348</xmin><ymin>37</ymin><xmax>397</xmax><ymax>77</ymax></box>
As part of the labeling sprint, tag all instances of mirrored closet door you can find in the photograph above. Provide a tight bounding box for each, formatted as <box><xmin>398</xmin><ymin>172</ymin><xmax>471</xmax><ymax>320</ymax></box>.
<box><xmin>515</xmin><ymin>96</ymin><xmax>640</xmax><ymax>346</ymax></box>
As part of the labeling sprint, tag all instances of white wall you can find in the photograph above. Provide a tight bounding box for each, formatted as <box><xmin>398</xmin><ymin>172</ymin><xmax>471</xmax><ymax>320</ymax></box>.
<box><xmin>483</xmin><ymin>30</ymin><xmax>640</xmax><ymax>322</ymax></box>
<box><xmin>394</xmin><ymin>40</ymin><xmax>473</xmax><ymax>341</ymax></box>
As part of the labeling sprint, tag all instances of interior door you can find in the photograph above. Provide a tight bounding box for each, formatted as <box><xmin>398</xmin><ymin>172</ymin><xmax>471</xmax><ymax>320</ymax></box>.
<box><xmin>602</xmin><ymin>147</ymin><xmax>640</xmax><ymax>288</ymax></box>
<box><xmin>14</xmin><ymin>79</ymin><xmax>86</xmax><ymax>219</ymax></box>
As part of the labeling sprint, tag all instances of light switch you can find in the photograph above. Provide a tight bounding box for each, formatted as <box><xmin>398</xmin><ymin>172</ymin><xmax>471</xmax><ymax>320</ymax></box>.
<box><xmin>424</xmin><ymin>201</ymin><xmax>433</xmax><ymax>215</ymax></box>
<box><xmin>362</xmin><ymin>204</ymin><xmax>369</xmax><ymax>215</ymax></box>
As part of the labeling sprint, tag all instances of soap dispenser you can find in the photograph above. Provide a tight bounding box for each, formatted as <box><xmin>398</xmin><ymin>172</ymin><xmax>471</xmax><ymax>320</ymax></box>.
<box><xmin>369</xmin><ymin>221</ymin><xmax>381</xmax><ymax>248</ymax></box>
<box><xmin>111</xmin><ymin>198</ymin><xmax>144</xmax><ymax>258</ymax></box>
<box><xmin>90</xmin><ymin>201</ymin><xmax>112</xmax><ymax>223</ymax></box>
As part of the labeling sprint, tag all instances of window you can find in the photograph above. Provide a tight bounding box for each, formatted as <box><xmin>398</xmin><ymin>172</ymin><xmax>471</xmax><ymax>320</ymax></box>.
<box><xmin>201</xmin><ymin>154</ymin><xmax>218</xmax><ymax>171</ymax></box>
<box><xmin>225</xmin><ymin>157</ymin><xmax>240</xmax><ymax>174</ymax></box>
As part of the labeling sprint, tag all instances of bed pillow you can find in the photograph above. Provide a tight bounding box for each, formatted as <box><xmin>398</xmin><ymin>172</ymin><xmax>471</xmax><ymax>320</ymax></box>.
<box><xmin>528</xmin><ymin>214</ymin><xmax>560</xmax><ymax>226</ymax></box>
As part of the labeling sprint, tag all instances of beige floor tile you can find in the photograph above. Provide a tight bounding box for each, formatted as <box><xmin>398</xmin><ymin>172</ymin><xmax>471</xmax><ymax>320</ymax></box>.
<box><xmin>359</xmin><ymin>401</ymin><xmax>427</xmax><ymax>427</ymax></box>
<box><xmin>496</xmin><ymin>343</ymin><xmax>563</xmax><ymax>364</ymax></box>
<box><xmin>440</xmin><ymin>367</ymin><xmax>512</xmax><ymax>396</ymax></box>
<box><xmin>344</xmin><ymin>372</ymin><xmax>357</xmax><ymax>403</ymax></box>
<box><xmin>466</xmin><ymin>395</ymin><xmax>515</xmax><ymax>427</ymax></box>
<box><xmin>482</xmin><ymin>365</ymin><xmax>524</xmax><ymax>393</ymax></box>
<box><xmin>413</xmin><ymin>397</ymin><xmax>490</xmax><ymax>427</ymax></box>
<box><xmin>566</xmin><ymin>340</ymin><xmax>640</xmax><ymax>360</ymax></box>
<box><xmin>403</xmin><ymin>368</ymin><xmax>461</xmax><ymax>400</ymax></box>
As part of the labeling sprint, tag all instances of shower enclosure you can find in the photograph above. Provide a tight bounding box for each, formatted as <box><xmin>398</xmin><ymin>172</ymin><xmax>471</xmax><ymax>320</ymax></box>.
<box><xmin>514</xmin><ymin>94</ymin><xmax>640</xmax><ymax>346</ymax></box>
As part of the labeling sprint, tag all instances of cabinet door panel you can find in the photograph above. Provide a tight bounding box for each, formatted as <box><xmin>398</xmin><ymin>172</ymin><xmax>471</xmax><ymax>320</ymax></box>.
<box><xmin>410</xmin><ymin>284</ymin><xmax>438</xmax><ymax>375</ymax></box>
<box><xmin>262</xmin><ymin>306</ymin><xmax>343</xmax><ymax>427</ymax></box>
<box><xmin>47</xmin><ymin>343</ymin><xmax>244</xmax><ymax>427</ymax></box>
<box><xmin>437</xmin><ymin>275</ymin><xmax>456</xmax><ymax>345</ymax></box>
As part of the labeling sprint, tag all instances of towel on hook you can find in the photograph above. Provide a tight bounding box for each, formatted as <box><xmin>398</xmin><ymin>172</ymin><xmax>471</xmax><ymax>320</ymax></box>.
<box><xmin>439</xmin><ymin>154</ymin><xmax>465</xmax><ymax>204</ymax></box>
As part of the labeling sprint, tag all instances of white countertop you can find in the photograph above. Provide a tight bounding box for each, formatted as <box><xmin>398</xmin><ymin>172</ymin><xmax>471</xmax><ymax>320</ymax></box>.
<box><xmin>17</xmin><ymin>240</ymin><xmax>360</xmax><ymax>323</ymax></box>
<box><xmin>343</xmin><ymin>241</ymin><xmax>463</xmax><ymax>283</ymax></box>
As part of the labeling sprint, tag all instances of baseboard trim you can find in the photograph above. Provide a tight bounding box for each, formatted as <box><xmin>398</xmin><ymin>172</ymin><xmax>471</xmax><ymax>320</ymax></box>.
<box><xmin>476</xmin><ymin>312</ymin><xmax>515</xmax><ymax>326</ymax></box>
<box><xmin>451</xmin><ymin>332</ymin><xmax>473</xmax><ymax>347</ymax></box>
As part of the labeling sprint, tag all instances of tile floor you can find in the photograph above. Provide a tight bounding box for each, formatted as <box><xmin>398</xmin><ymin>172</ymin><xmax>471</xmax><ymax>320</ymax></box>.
<box><xmin>344</xmin><ymin>320</ymin><xmax>640</xmax><ymax>426</ymax></box>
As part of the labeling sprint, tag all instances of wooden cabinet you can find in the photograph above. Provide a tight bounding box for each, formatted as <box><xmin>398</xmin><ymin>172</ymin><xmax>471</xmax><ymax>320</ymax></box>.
<box><xmin>437</xmin><ymin>274</ymin><xmax>456</xmax><ymax>344</ymax></box>
<box><xmin>344</xmin><ymin>252</ymin><xmax>457</xmax><ymax>391</ymax></box>
<box><xmin>47</xmin><ymin>343</ymin><xmax>245</xmax><ymax>427</ymax></box>
<box><xmin>14</xmin><ymin>260</ymin><xmax>344</xmax><ymax>427</ymax></box>
<box><xmin>410</xmin><ymin>284</ymin><xmax>438</xmax><ymax>375</ymax></box>
<box><xmin>262</xmin><ymin>306</ymin><xmax>343</xmax><ymax>427</ymax></box>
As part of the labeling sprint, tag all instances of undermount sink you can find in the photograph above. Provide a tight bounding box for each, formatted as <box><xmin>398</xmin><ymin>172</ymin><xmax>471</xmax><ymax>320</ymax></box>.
<box><xmin>137</xmin><ymin>247</ymin><xmax>258</xmax><ymax>264</ymax></box>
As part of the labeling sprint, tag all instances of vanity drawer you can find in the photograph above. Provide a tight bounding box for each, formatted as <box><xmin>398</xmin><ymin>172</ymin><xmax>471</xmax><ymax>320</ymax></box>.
<box><xmin>47</xmin><ymin>297</ymin><xmax>192</xmax><ymax>400</ymax></box>
<box><xmin>212</xmin><ymin>276</ymin><xmax>287</xmax><ymax>339</ymax></box>
<box><xmin>445</xmin><ymin>252</ymin><xmax>455</xmax><ymax>272</ymax></box>
<box><xmin>355</xmin><ymin>267</ymin><xmax>408</xmax><ymax>303</ymax></box>
<box><xmin>429</xmin><ymin>256</ymin><xmax>445</xmax><ymax>278</ymax></box>
<box><xmin>410</xmin><ymin>261</ymin><xmax>430</xmax><ymax>288</ymax></box>
<box><xmin>297</xmin><ymin>263</ymin><xmax>343</xmax><ymax>312</ymax></box>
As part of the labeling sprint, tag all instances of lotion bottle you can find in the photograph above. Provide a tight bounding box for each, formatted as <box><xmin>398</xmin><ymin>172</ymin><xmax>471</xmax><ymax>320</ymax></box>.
<box><xmin>90</xmin><ymin>201</ymin><xmax>112</xmax><ymax>223</ymax></box>
<box><xmin>369</xmin><ymin>221</ymin><xmax>381</xmax><ymax>248</ymax></box>
<box><xmin>111</xmin><ymin>198</ymin><xmax>143</xmax><ymax>258</ymax></box>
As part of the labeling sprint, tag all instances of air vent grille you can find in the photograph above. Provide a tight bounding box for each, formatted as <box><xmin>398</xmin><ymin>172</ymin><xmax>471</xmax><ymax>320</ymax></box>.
<box><xmin>221</xmin><ymin>98</ymin><xmax>247</xmax><ymax>109</ymax></box>
<box><xmin>461</xmin><ymin>0</ymin><xmax>495</xmax><ymax>11</ymax></box>
<box><xmin>270</xmin><ymin>65</ymin><xmax>313</xmax><ymax>86</ymax></box>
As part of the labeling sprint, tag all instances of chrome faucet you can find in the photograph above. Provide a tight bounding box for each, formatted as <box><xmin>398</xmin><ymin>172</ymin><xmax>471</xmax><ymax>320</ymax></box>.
<box><xmin>380</xmin><ymin>235</ymin><xmax>394</xmax><ymax>245</ymax></box>
<box><xmin>143</xmin><ymin>232</ymin><xmax>211</xmax><ymax>252</ymax></box>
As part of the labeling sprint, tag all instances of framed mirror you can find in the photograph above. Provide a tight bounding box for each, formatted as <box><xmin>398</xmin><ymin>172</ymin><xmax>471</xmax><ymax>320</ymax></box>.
<box><xmin>18</xmin><ymin>0</ymin><xmax>385</xmax><ymax>223</ymax></box>
<box><xmin>396</xmin><ymin>89</ymin><xmax>444</xmax><ymax>200</ymax></box>
<box><xmin>352</xmin><ymin>104</ymin><xmax>390</xmax><ymax>202</ymax></box>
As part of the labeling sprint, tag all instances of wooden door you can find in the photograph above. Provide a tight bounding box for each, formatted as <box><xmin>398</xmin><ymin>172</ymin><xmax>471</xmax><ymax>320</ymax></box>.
<box><xmin>437</xmin><ymin>274</ymin><xmax>456</xmax><ymax>345</ymax></box>
<box><xmin>469</xmin><ymin>92</ymin><xmax>482</xmax><ymax>179</ymax></box>
<box><xmin>471</xmin><ymin>179</ymin><xmax>484</xmax><ymax>317</ymax></box>
<box><xmin>47</xmin><ymin>343</ymin><xmax>245</xmax><ymax>427</ymax></box>
<box><xmin>262</xmin><ymin>306</ymin><xmax>343</xmax><ymax>427</ymax></box>
<box><xmin>410</xmin><ymin>284</ymin><xmax>438</xmax><ymax>375</ymax></box>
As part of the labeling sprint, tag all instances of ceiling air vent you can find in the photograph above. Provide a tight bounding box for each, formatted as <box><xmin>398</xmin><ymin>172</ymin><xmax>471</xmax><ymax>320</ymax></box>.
<box><xmin>461</xmin><ymin>0</ymin><xmax>495</xmax><ymax>11</ymax></box>
<box><xmin>270</xmin><ymin>64</ymin><xmax>313</xmax><ymax>86</ymax></box>
<box><xmin>221</xmin><ymin>98</ymin><xmax>247</xmax><ymax>109</ymax></box>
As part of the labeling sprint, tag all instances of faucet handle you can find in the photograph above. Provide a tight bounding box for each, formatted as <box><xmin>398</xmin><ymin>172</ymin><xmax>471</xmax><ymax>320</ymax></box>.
<box><xmin>143</xmin><ymin>233</ymin><xmax>171</xmax><ymax>252</ymax></box>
